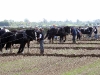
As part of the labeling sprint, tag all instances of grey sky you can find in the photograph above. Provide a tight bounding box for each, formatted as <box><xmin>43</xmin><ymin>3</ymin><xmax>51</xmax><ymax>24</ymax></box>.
<box><xmin>0</xmin><ymin>0</ymin><xmax>100</xmax><ymax>22</ymax></box>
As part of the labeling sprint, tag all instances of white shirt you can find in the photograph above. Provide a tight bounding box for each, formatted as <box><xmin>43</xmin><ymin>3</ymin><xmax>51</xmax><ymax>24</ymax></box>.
<box><xmin>39</xmin><ymin>34</ymin><xmax>42</xmax><ymax>38</ymax></box>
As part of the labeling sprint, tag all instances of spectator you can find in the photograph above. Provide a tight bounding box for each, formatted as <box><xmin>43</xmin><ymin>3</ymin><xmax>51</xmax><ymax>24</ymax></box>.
<box><xmin>37</xmin><ymin>27</ymin><xmax>44</xmax><ymax>54</ymax></box>
<box><xmin>76</xmin><ymin>28</ymin><xmax>82</xmax><ymax>40</ymax></box>
<box><xmin>93</xmin><ymin>26</ymin><xmax>98</xmax><ymax>40</ymax></box>
<box><xmin>35</xmin><ymin>26</ymin><xmax>38</xmax><ymax>31</ymax></box>
<box><xmin>71</xmin><ymin>27</ymin><xmax>77</xmax><ymax>43</ymax></box>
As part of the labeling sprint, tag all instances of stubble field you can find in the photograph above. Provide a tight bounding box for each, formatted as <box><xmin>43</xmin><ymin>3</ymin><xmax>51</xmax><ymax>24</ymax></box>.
<box><xmin>1</xmin><ymin>38</ymin><xmax>100</xmax><ymax>75</ymax></box>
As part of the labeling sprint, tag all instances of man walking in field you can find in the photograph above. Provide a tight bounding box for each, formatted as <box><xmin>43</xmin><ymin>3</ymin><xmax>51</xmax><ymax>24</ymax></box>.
<box><xmin>71</xmin><ymin>27</ymin><xmax>77</xmax><ymax>43</ymax></box>
<box><xmin>37</xmin><ymin>27</ymin><xmax>44</xmax><ymax>54</ymax></box>
<box><xmin>76</xmin><ymin>28</ymin><xmax>82</xmax><ymax>40</ymax></box>
<box><xmin>93</xmin><ymin>26</ymin><xmax>98</xmax><ymax>40</ymax></box>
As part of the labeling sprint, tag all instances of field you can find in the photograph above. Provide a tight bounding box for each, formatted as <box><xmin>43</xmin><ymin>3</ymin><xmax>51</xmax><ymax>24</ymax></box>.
<box><xmin>0</xmin><ymin>38</ymin><xmax>100</xmax><ymax>75</ymax></box>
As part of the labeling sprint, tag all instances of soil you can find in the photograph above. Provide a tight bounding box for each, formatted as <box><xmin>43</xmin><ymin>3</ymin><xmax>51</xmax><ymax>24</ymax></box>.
<box><xmin>0</xmin><ymin>40</ymin><xmax>100</xmax><ymax>75</ymax></box>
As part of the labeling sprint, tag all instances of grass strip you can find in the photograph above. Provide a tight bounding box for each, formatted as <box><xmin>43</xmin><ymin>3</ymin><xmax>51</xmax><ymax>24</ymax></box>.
<box><xmin>62</xmin><ymin>59</ymin><xmax>100</xmax><ymax>75</ymax></box>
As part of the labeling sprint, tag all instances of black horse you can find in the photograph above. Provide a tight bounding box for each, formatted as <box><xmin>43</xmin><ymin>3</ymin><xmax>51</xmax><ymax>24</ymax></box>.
<box><xmin>79</xmin><ymin>27</ymin><xmax>93</xmax><ymax>38</ymax></box>
<box><xmin>0</xmin><ymin>29</ymin><xmax>36</xmax><ymax>54</ymax></box>
<box><xmin>45</xmin><ymin>26</ymin><xmax>71</xmax><ymax>43</ymax></box>
<box><xmin>0</xmin><ymin>32</ymin><xmax>15</xmax><ymax>53</ymax></box>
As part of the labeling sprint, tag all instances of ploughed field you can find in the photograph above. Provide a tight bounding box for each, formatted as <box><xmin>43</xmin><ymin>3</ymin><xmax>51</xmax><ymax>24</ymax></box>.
<box><xmin>0</xmin><ymin>40</ymin><xmax>100</xmax><ymax>75</ymax></box>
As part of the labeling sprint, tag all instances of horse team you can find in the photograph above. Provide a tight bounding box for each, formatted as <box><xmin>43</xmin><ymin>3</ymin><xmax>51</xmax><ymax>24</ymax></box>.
<box><xmin>0</xmin><ymin>26</ymin><xmax>97</xmax><ymax>54</ymax></box>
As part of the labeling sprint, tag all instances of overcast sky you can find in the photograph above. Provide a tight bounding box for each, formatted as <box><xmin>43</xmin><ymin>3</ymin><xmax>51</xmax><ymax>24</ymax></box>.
<box><xmin>0</xmin><ymin>0</ymin><xmax>100</xmax><ymax>22</ymax></box>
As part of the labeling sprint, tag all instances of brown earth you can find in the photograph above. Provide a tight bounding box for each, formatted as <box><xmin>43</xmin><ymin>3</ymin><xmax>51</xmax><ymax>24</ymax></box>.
<box><xmin>0</xmin><ymin>40</ymin><xmax>100</xmax><ymax>75</ymax></box>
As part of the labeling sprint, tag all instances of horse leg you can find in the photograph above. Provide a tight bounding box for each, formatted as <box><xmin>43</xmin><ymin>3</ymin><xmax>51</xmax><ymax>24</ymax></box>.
<box><xmin>17</xmin><ymin>44</ymin><xmax>22</xmax><ymax>54</ymax></box>
<box><xmin>0</xmin><ymin>44</ymin><xmax>4</xmax><ymax>54</ymax></box>
<box><xmin>17</xmin><ymin>43</ymin><xmax>24</xmax><ymax>54</ymax></box>
<box><xmin>5</xmin><ymin>43</ymin><xmax>9</xmax><ymax>53</ymax></box>
<box><xmin>63</xmin><ymin>35</ymin><xmax>66</xmax><ymax>42</ymax></box>
<box><xmin>60</xmin><ymin>35</ymin><xmax>64</xmax><ymax>43</ymax></box>
<box><xmin>52</xmin><ymin>37</ymin><xmax>54</xmax><ymax>43</ymax></box>
<box><xmin>6</xmin><ymin>43</ymin><xmax>12</xmax><ymax>53</ymax></box>
<box><xmin>9</xmin><ymin>43</ymin><xmax>13</xmax><ymax>53</ymax></box>
<box><xmin>59</xmin><ymin>36</ymin><xmax>61</xmax><ymax>43</ymax></box>
<box><xmin>20</xmin><ymin>43</ymin><xmax>26</xmax><ymax>53</ymax></box>
<box><xmin>0</xmin><ymin>39</ymin><xmax>3</xmax><ymax>54</ymax></box>
<box><xmin>48</xmin><ymin>36</ymin><xmax>51</xmax><ymax>44</ymax></box>
<box><xmin>5</xmin><ymin>44</ymin><xmax>9</xmax><ymax>53</ymax></box>
<box><xmin>61</xmin><ymin>36</ymin><xmax>63</xmax><ymax>43</ymax></box>
<box><xmin>27</xmin><ymin>41</ymin><xmax>30</xmax><ymax>53</ymax></box>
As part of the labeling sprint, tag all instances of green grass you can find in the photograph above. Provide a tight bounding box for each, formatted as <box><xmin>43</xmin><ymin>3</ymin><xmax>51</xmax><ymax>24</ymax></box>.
<box><xmin>0</xmin><ymin>57</ymin><xmax>39</xmax><ymax>75</ymax></box>
<box><xmin>62</xmin><ymin>59</ymin><xmax>100</xmax><ymax>75</ymax></box>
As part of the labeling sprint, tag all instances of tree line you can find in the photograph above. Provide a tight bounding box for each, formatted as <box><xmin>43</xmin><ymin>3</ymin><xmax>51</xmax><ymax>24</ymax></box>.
<box><xmin>0</xmin><ymin>19</ymin><xmax>100</xmax><ymax>28</ymax></box>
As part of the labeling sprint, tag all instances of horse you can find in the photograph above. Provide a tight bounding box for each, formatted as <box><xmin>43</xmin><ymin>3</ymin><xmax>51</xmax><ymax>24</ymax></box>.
<box><xmin>79</xmin><ymin>27</ymin><xmax>93</xmax><ymax>39</ymax></box>
<box><xmin>0</xmin><ymin>32</ymin><xmax>15</xmax><ymax>54</ymax></box>
<box><xmin>0</xmin><ymin>29</ymin><xmax>36</xmax><ymax>54</ymax></box>
<box><xmin>45</xmin><ymin>26</ymin><xmax>71</xmax><ymax>43</ymax></box>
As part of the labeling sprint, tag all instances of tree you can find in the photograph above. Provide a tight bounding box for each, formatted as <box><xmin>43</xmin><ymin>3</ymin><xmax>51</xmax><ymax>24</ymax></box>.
<box><xmin>24</xmin><ymin>19</ymin><xmax>30</xmax><ymax>26</ymax></box>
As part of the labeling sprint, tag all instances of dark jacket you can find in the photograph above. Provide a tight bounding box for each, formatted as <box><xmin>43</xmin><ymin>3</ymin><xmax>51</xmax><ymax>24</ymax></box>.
<box><xmin>71</xmin><ymin>28</ymin><xmax>77</xmax><ymax>36</ymax></box>
<box><xmin>94</xmin><ymin>27</ymin><xmax>98</xmax><ymax>34</ymax></box>
<box><xmin>76</xmin><ymin>29</ymin><xmax>81</xmax><ymax>35</ymax></box>
<box><xmin>39</xmin><ymin>31</ymin><xmax>44</xmax><ymax>40</ymax></box>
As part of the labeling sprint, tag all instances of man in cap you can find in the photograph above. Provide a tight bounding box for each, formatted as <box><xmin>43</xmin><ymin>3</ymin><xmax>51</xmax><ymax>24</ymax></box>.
<box><xmin>37</xmin><ymin>27</ymin><xmax>44</xmax><ymax>54</ymax></box>
<box><xmin>93</xmin><ymin>26</ymin><xmax>98</xmax><ymax>40</ymax></box>
<box><xmin>71</xmin><ymin>27</ymin><xmax>77</xmax><ymax>43</ymax></box>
